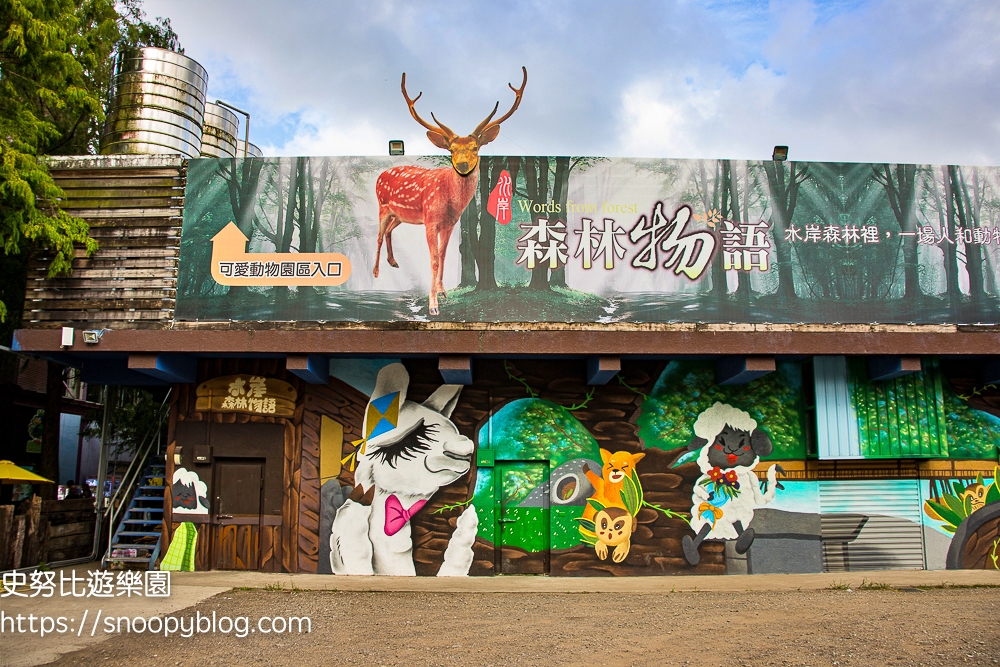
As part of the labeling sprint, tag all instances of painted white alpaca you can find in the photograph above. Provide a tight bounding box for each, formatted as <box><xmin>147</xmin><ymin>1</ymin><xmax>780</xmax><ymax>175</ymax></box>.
<box><xmin>329</xmin><ymin>363</ymin><xmax>478</xmax><ymax>576</ymax></box>
<box><xmin>682</xmin><ymin>402</ymin><xmax>783</xmax><ymax>566</ymax></box>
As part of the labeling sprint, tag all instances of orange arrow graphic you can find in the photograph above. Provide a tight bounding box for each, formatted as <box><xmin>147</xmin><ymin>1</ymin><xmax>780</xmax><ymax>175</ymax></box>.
<box><xmin>210</xmin><ymin>222</ymin><xmax>352</xmax><ymax>287</ymax></box>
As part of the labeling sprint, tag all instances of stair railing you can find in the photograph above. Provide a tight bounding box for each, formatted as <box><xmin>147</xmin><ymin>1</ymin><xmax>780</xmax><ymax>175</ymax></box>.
<box><xmin>101</xmin><ymin>388</ymin><xmax>172</xmax><ymax>565</ymax></box>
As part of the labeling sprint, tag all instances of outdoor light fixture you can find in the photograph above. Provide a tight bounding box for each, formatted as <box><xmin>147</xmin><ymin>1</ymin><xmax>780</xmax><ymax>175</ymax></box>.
<box><xmin>772</xmin><ymin>145</ymin><xmax>788</xmax><ymax>161</ymax></box>
<box><xmin>389</xmin><ymin>140</ymin><xmax>405</xmax><ymax>156</ymax></box>
<box><xmin>61</xmin><ymin>327</ymin><xmax>74</xmax><ymax>347</ymax></box>
<box><xmin>82</xmin><ymin>329</ymin><xmax>107</xmax><ymax>344</ymax></box>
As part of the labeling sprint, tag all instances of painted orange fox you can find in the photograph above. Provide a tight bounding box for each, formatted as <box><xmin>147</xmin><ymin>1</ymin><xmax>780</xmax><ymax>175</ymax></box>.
<box><xmin>582</xmin><ymin>449</ymin><xmax>646</xmax><ymax>520</ymax></box>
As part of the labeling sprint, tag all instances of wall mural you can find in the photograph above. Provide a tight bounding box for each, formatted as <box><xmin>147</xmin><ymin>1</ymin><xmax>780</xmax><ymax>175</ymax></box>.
<box><xmin>327</xmin><ymin>363</ymin><xmax>478</xmax><ymax>576</ymax></box>
<box><xmin>176</xmin><ymin>154</ymin><xmax>1000</xmax><ymax>325</ymax></box>
<box><xmin>172</xmin><ymin>467</ymin><xmax>209</xmax><ymax>515</ymax></box>
<box><xmin>315</xmin><ymin>358</ymin><xmax>812</xmax><ymax>576</ymax></box>
<box><xmin>681</xmin><ymin>403</ymin><xmax>783</xmax><ymax>566</ymax></box>
<box><xmin>309</xmin><ymin>358</ymin><xmax>1000</xmax><ymax>576</ymax></box>
<box><xmin>923</xmin><ymin>471</ymin><xmax>1000</xmax><ymax>570</ymax></box>
<box><xmin>578</xmin><ymin>450</ymin><xmax>647</xmax><ymax>563</ymax></box>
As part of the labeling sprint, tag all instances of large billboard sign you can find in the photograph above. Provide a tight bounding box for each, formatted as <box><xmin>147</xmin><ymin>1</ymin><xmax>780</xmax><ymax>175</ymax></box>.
<box><xmin>176</xmin><ymin>157</ymin><xmax>1000</xmax><ymax>324</ymax></box>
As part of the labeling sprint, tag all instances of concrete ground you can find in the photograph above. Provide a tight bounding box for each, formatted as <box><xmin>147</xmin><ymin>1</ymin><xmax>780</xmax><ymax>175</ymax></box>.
<box><xmin>2</xmin><ymin>563</ymin><xmax>998</xmax><ymax>667</ymax></box>
<box><xmin>174</xmin><ymin>564</ymin><xmax>1000</xmax><ymax>593</ymax></box>
<box><xmin>1</xmin><ymin>563</ymin><xmax>230</xmax><ymax>667</ymax></box>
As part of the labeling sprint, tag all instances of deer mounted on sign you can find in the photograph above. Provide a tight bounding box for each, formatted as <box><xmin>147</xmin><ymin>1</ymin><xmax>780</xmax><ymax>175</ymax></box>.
<box><xmin>374</xmin><ymin>67</ymin><xmax>527</xmax><ymax>315</ymax></box>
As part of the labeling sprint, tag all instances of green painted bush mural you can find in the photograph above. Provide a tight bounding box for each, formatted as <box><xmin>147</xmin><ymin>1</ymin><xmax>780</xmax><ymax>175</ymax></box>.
<box><xmin>942</xmin><ymin>385</ymin><xmax>1000</xmax><ymax>460</ymax></box>
<box><xmin>848</xmin><ymin>358</ymin><xmax>949</xmax><ymax>458</ymax></box>
<box><xmin>845</xmin><ymin>358</ymin><xmax>1000</xmax><ymax>460</ymax></box>
<box><xmin>472</xmin><ymin>398</ymin><xmax>602</xmax><ymax>552</ymax></box>
<box><xmin>637</xmin><ymin>361</ymin><xmax>807</xmax><ymax>459</ymax></box>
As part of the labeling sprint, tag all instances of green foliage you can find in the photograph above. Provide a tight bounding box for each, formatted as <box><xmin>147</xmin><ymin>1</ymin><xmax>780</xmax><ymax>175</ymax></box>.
<box><xmin>586</xmin><ymin>498</ymin><xmax>605</xmax><ymax>514</ymax></box>
<box><xmin>179</xmin><ymin>157</ymin><xmax>378</xmax><ymax>301</ymax></box>
<box><xmin>0</xmin><ymin>148</ymin><xmax>96</xmax><ymax>315</ymax></box>
<box><xmin>988</xmin><ymin>483</ymin><xmax>1000</xmax><ymax>506</ymax></box>
<box><xmin>941</xmin><ymin>382</ymin><xmax>1000</xmax><ymax>460</ymax></box>
<box><xmin>81</xmin><ymin>387</ymin><xmax>167</xmax><ymax>454</ymax></box>
<box><xmin>637</xmin><ymin>360</ymin><xmax>807</xmax><ymax>459</ymax></box>
<box><xmin>0</xmin><ymin>0</ymin><xmax>178</xmax><ymax>320</ymax></box>
<box><xmin>924</xmin><ymin>499</ymin><xmax>962</xmax><ymax>533</ymax></box>
<box><xmin>480</xmin><ymin>397</ymin><xmax>601</xmax><ymax>469</ymax></box>
<box><xmin>923</xmin><ymin>468</ymin><xmax>1000</xmax><ymax>533</ymax></box>
<box><xmin>117</xmin><ymin>0</ymin><xmax>180</xmax><ymax>54</ymax></box>
<box><xmin>501</xmin><ymin>467</ymin><xmax>538</xmax><ymax>507</ymax></box>
<box><xmin>621</xmin><ymin>470</ymin><xmax>642</xmax><ymax>516</ymax></box>
<box><xmin>642</xmin><ymin>501</ymin><xmax>686</xmax><ymax>520</ymax></box>
<box><xmin>430</xmin><ymin>498</ymin><xmax>473</xmax><ymax>515</ymax></box>
<box><xmin>849</xmin><ymin>358</ymin><xmax>949</xmax><ymax>458</ymax></box>
<box><xmin>850</xmin><ymin>358</ymin><xmax>999</xmax><ymax>460</ymax></box>
<box><xmin>790</xmin><ymin>162</ymin><xmax>903</xmax><ymax>301</ymax></box>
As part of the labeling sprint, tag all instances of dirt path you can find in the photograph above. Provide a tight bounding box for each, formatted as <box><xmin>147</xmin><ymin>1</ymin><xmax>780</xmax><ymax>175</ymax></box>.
<box><xmin>41</xmin><ymin>587</ymin><xmax>999</xmax><ymax>667</ymax></box>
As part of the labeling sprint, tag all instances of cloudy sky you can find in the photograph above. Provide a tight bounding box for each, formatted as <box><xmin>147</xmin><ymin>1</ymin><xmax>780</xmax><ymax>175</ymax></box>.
<box><xmin>143</xmin><ymin>0</ymin><xmax>1000</xmax><ymax>165</ymax></box>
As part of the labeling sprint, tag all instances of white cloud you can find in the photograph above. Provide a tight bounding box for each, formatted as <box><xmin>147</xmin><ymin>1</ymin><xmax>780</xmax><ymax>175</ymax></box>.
<box><xmin>616</xmin><ymin>0</ymin><xmax>1000</xmax><ymax>164</ymax></box>
<box><xmin>142</xmin><ymin>0</ymin><xmax>1000</xmax><ymax>164</ymax></box>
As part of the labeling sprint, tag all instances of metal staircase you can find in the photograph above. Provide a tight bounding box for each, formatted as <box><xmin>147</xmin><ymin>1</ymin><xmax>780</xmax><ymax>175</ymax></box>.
<box><xmin>101</xmin><ymin>389</ymin><xmax>171</xmax><ymax>570</ymax></box>
<box><xmin>105</xmin><ymin>456</ymin><xmax>166</xmax><ymax>569</ymax></box>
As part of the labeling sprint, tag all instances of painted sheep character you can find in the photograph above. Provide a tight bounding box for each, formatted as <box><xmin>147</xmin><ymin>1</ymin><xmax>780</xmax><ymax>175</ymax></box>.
<box><xmin>329</xmin><ymin>363</ymin><xmax>479</xmax><ymax>576</ymax></box>
<box><xmin>681</xmin><ymin>402</ymin><xmax>783</xmax><ymax>566</ymax></box>
<box><xmin>171</xmin><ymin>467</ymin><xmax>209</xmax><ymax>515</ymax></box>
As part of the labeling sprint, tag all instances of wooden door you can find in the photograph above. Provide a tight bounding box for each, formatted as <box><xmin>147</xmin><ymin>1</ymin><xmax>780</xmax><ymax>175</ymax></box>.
<box><xmin>212</xmin><ymin>460</ymin><xmax>263</xmax><ymax>570</ymax></box>
<box><xmin>497</xmin><ymin>461</ymin><xmax>550</xmax><ymax>574</ymax></box>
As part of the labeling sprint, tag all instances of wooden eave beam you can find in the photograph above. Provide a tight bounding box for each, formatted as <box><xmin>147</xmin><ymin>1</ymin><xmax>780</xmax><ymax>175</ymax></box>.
<box><xmin>439</xmin><ymin>355</ymin><xmax>472</xmax><ymax>385</ymax></box>
<box><xmin>716</xmin><ymin>356</ymin><xmax>776</xmax><ymax>385</ymax></box>
<box><xmin>867</xmin><ymin>356</ymin><xmax>922</xmax><ymax>381</ymax></box>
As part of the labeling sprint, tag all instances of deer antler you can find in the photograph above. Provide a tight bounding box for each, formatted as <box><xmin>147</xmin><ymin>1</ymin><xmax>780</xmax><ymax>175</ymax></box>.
<box><xmin>401</xmin><ymin>73</ymin><xmax>455</xmax><ymax>140</ymax></box>
<box><xmin>474</xmin><ymin>66</ymin><xmax>528</xmax><ymax>138</ymax></box>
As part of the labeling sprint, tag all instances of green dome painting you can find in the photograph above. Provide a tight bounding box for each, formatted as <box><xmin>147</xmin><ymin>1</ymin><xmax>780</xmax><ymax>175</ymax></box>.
<box><xmin>473</xmin><ymin>398</ymin><xmax>602</xmax><ymax>551</ymax></box>
<box><xmin>480</xmin><ymin>398</ymin><xmax>600</xmax><ymax>465</ymax></box>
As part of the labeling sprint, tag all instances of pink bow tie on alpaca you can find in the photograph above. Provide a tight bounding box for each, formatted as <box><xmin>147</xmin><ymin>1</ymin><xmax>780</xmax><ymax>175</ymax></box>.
<box><xmin>384</xmin><ymin>494</ymin><xmax>426</xmax><ymax>536</ymax></box>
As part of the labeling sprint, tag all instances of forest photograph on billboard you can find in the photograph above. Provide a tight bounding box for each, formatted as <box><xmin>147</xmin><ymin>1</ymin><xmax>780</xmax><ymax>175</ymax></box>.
<box><xmin>176</xmin><ymin>156</ymin><xmax>1000</xmax><ymax>325</ymax></box>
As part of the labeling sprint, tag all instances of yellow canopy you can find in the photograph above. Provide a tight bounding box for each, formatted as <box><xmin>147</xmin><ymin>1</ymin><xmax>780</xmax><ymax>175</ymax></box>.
<box><xmin>0</xmin><ymin>461</ymin><xmax>54</xmax><ymax>484</ymax></box>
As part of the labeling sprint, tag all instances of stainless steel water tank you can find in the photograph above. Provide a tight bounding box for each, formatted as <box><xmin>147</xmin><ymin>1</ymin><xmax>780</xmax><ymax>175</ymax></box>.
<box><xmin>200</xmin><ymin>103</ymin><xmax>239</xmax><ymax>158</ymax></box>
<box><xmin>235</xmin><ymin>140</ymin><xmax>263</xmax><ymax>158</ymax></box>
<box><xmin>100</xmin><ymin>47</ymin><xmax>208</xmax><ymax>157</ymax></box>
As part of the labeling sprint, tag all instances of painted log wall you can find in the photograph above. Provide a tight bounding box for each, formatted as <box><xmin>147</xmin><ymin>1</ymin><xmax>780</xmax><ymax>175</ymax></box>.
<box><xmin>167</xmin><ymin>358</ymin><xmax>303</xmax><ymax>572</ymax></box>
<box><xmin>299</xmin><ymin>380</ymin><xmax>368</xmax><ymax>573</ymax></box>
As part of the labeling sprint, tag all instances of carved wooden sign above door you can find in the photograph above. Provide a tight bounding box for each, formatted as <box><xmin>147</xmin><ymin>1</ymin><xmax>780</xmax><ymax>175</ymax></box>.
<box><xmin>195</xmin><ymin>375</ymin><xmax>297</xmax><ymax>416</ymax></box>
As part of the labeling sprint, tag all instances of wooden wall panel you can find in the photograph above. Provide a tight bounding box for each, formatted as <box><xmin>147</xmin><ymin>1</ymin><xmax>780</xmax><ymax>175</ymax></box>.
<box><xmin>298</xmin><ymin>378</ymin><xmax>369</xmax><ymax>574</ymax></box>
<box><xmin>235</xmin><ymin>525</ymin><xmax>259</xmax><ymax>570</ymax></box>
<box><xmin>24</xmin><ymin>157</ymin><xmax>184</xmax><ymax>329</ymax></box>
<box><xmin>259</xmin><ymin>525</ymin><xmax>282</xmax><ymax>572</ymax></box>
<box><xmin>172</xmin><ymin>359</ymin><xmax>302</xmax><ymax>572</ymax></box>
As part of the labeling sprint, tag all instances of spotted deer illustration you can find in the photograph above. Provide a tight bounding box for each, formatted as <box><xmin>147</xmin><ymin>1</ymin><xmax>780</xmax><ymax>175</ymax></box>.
<box><xmin>374</xmin><ymin>68</ymin><xmax>527</xmax><ymax>315</ymax></box>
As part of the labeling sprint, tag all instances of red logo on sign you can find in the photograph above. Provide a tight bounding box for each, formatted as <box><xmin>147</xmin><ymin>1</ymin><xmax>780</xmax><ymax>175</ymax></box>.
<box><xmin>487</xmin><ymin>170</ymin><xmax>513</xmax><ymax>225</ymax></box>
